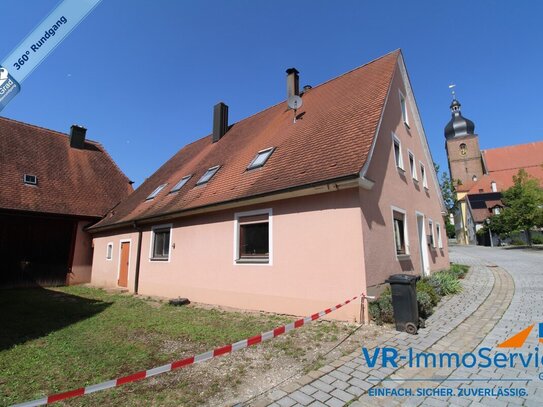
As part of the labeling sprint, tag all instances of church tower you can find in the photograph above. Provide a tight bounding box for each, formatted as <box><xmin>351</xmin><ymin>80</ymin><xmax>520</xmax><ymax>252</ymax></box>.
<box><xmin>444</xmin><ymin>98</ymin><xmax>484</xmax><ymax>188</ymax></box>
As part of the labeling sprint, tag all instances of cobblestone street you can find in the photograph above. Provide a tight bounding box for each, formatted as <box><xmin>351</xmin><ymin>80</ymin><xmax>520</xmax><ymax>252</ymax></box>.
<box><xmin>252</xmin><ymin>246</ymin><xmax>543</xmax><ymax>407</ymax></box>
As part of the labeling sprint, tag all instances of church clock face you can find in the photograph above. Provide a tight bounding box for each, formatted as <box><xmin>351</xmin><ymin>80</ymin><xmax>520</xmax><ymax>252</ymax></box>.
<box><xmin>459</xmin><ymin>143</ymin><xmax>467</xmax><ymax>156</ymax></box>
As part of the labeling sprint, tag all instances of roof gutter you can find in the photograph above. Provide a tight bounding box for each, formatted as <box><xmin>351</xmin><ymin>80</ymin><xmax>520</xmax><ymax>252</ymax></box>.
<box><xmin>89</xmin><ymin>174</ymin><xmax>373</xmax><ymax>233</ymax></box>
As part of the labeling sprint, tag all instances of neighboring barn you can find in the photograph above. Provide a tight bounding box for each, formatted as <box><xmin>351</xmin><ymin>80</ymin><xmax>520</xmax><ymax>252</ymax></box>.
<box><xmin>0</xmin><ymin>118</ymin><xmax>133</xmax><ymax>287</ymax></box>
<box><xmin>89</xmin><ymin>50</ymin><xmax>449</xmax><ymax>321</ymax></box>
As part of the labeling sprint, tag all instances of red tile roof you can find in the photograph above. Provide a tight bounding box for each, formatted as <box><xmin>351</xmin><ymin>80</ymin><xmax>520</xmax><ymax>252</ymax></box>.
<box><xmin>468</xmin><ymin>165</ymin><xmax>543</xmax><ymax>194</ymax></box>
<box><xmin>0</xmin><ymin>117</ymin><xmax>133</xmax><ymax>218</ymax></box>
<box><xmin>91</xmin><ymin>51</ymin><xmax>400</xmax><ymax>230</ymax></box>
<box><xmin>482</xmin><ymin>141</ymin><xmax>543</xmax><ymax>172</ymax></box>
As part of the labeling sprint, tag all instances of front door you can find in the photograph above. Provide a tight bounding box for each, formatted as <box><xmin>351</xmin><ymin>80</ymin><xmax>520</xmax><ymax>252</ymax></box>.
<box><xmin>118</xmin><ymin>242</ymin><xmax>130</xmax><ymax>287</ymax></box>
<box><xmin>417</xmin><ymin>214</ymin><xmax>430</xmax><ymax>276</ymax></box>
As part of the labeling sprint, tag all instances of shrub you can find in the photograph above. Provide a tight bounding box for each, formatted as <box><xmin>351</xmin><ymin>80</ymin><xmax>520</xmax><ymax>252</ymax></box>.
<box><xmin>368</xmin><ymin>287</ymin><xmax>394</xmax><ymax>325</ymax></box>
<box><xmin>417</xmin><ymin>290</ymin><xmax>434</xmax><ymax>319</ymax></box>
<box><xmin>449</xmin><ymin>264</ymin><xmax>469</xmax><ymax>279</ymax></box>
<box><xmin>431</xmin><ymin>272</ymin><xmax>462</xmax><ymax>295</ymax></box>
<box><xmin>511</xmin><ymin>238</ymin><xmax>525</xmax><ymax>246</ymax></box>
<box><xmin>417</xmin><ymin>278</ymin><xmax>440</xmax><ymax>306</ymax></box>
<box><xmin>531</xmin><ymin>235</ymin><xmax>543</xmax><ymax>244</ymax></box>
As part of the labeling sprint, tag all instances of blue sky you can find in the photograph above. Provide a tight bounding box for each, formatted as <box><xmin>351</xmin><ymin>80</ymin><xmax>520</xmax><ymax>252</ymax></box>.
<box><xmin>1</xmin><ymin>1</ymin><xmax>542</xmax><ymax>186</ymax></box>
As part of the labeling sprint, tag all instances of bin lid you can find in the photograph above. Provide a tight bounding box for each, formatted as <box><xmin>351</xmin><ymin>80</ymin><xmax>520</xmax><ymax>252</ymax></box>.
<box><xmin>385</xmin><ymin>274</ymin><xmax>420</xmax><ymax>284</ymax></box>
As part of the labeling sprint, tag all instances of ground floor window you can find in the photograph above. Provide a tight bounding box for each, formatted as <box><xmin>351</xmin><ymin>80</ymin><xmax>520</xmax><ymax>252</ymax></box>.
<box><xmin>106</xmin><ymin>242</ymin><xmax>113</xmax><ymax>260</ymax></box>
<box><xmin>392</xmin><ymin>209</ymin><xmax>408</xmax><ymax>256</ymax></box>
<box><xmin>436</xmin><ymin>223</ymin><xmax>443</xmax><ymax>248</ymax></box>
<box><xmin>151</xmin><ymin>226</ymin><xmax>171</xmax><ymax>260</ymax></box>
<box><xmin>235</xmin><ymin>210</ymin><xmax>271</xmax><ymax>264</ymax></box>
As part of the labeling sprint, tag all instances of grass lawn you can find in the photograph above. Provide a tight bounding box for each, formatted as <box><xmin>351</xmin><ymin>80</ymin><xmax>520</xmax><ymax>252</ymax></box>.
<box><xmin>0</xmin><ymin>286</ymin><xmax>293</xmax><ymax>406</ymax></box>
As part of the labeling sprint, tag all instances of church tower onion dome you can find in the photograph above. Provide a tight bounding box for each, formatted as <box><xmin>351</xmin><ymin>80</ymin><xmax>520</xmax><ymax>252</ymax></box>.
<box><xmin>444</xmin><ymin>98</ymin><xmax>475</xmax><ymax>139</ymax></box>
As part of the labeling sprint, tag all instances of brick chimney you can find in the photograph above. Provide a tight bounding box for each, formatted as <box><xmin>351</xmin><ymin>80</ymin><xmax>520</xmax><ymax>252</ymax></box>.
<box><xmin>69</xmin><ymin>125</ymin><xmax>87</xmax><ymax>149</ymax></box>
<box><xmin>212</xmin><ymin>102</ymin><xmax>228</xmax><ymax>143</ymax></box>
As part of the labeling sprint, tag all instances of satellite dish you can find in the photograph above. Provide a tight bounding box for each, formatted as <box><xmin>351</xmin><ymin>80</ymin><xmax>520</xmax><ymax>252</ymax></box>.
<box><xmin>287</xmin><ymin>95</ymin><xmax>303</xmax><ymax>110</ymax></box>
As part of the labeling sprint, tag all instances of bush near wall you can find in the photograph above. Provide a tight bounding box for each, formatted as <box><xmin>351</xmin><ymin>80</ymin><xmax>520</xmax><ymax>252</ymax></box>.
<box><xmin>369</xmin><ymin>264</ymin><xmax>469</xmax><ymax>325</ymax></box>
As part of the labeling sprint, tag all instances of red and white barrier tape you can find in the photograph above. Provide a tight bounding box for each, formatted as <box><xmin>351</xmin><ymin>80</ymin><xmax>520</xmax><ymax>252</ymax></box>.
<box><xmin>12</xmin><ymin>293</ymin><xmax>373</xmax><ymax>406</ymax></box>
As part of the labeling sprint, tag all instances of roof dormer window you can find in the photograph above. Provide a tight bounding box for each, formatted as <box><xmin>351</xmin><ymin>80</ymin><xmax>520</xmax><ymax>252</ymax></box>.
<box><xmin>170</xmin><ymin>175</ymin><xmax>191</xmax><ymax>193</ymax></box>
<box><xmin>196</xmin><ymin>165</ymin><xmax>220</xmax><ymax>186</ymax></box>
<box><xmin>146</xmin><ymin>183</ymin><xmax>167</xmax><ymax>200</ymax></box>
<box><xmin>247</xmin><ymin>147</ymin><xmax>275</xmax><ymax>170</ymax></box>
<box><xmin>23</xmin><ymin>174</ymin><xmax>37</xmax><ymax>185</ymax></box>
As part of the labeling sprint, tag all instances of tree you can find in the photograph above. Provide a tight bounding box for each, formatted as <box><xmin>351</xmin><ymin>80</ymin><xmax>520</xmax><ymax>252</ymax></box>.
<box><xmin>489</xmin><ymin>169</ymin><xmax>543</xmax><ymax>245</ymax></box>
<box><xmin>435</xmin><ymin>163</ymin><xmax>457</xmax><ymax>238</ymax></box>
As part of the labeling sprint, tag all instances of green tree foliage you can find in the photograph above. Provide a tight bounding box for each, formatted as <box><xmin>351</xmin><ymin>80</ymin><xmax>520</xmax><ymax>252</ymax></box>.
<box><xmin>435</xmin><ymin>163</ymin><xmax>457</xmax><ymax>238</ymax></box>
<box><xmin>488</xmin><ymin>169</ymin><xmax>543</xmax><ymax>245</ymax></box>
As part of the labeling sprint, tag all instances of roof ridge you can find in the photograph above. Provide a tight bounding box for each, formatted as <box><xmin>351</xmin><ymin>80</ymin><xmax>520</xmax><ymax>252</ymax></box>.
<box><xmin>167</xmin><ymin>50</ymin><xmax>401</xmax><ymax>153</ymax></box>
<box><xmin>482</xmin><ymin>140</ymin><xmax>543</xmax><ymax>153</ymax></box>
<box><xmin>0</xmin><ymin>115</ymin><xmax>101</xmax><ymax>145</ymax></box>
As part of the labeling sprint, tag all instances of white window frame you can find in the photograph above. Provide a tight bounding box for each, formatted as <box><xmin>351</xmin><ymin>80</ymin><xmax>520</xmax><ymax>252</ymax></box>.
<box><xmin>23</xmin><ymin>174</ymin><xmax>38</xmax><ymax>185</ymax></box>
<box><xmin>233</xmin><ymin>208</ymin><xmax>273</xmax><ymax>266</ymax></box>
<box><xmin>408</xmin><ymin>150</ymin><xmax>418</xmax><ymax>181</ymax></box>
<box><xmin>436</xmin><ymin>223</ymin><xmax>443</xmax><ymax>249</ymax></box>
<box><xmin>391</xmin><ymin>206</ymin><xmax>409</xmax><ymax>259</ymax></box>
<box><xmin>170</xmin><ymin>175</ymin><xmax>192</xmax><ymax>193</ymax></box>
<box><xmin>106</xmin><ymin>242</ymin><xmax>113</xmax><ymax>261</ymax></box>
<box><xmin>420</xmin><ymin>161</ymin><xmax>428</xmax><ymax>189</ymax></box>
<box><xmin>392</xmin><ymin>133</ymin><xmax>405</xmax><ymax>172</ymax></box>
<box><xmin>399</xmin><ymin>90</ymin><xmax>410</xmax><ymax>127</ymax></box>
<box><xmin>428</xmin><ymin>219</ymin><xmax>436</xmax><ymax>248</ymax></box>
<box><xmin>149</xmin><ymin>223</ymin><xmax>173</xmax><ymax>262</ymax></box>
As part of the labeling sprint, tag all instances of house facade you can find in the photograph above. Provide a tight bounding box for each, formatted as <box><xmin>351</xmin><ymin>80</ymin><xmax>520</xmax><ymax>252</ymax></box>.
<box><xmin>89</xmin><ymin>51</ymin><xmax>449</xmax><ymax>322</ymax></box>
<box><xmin>444</xmin><ymin>100</ymin><xmax>543</xmax><ymax>244</ymax></box>
<box><xmin>0</xmin><ymin>118</ymin><xmax>133</xmax><ymax>287</ymax></box>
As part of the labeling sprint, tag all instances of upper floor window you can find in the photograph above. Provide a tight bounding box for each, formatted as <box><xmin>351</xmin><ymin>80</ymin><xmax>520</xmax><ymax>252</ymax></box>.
<box><xmin>247</xmin><ymin>147</ymin><xmax>275</xmax><ymax>170</ymax></box>
<box><xmin>392</xmin><ymin>134</ymin><xmax>404</xmax><ymax>171</ymax></box>
<box><xmin>196</xmin><ymin>165</ymin><xmax>220</xmax><ymax>185</ymax></box>
<box><xmin>408</xmin><ymin>151</ymin><xmax>417</xmax><ymax>181</ymax></box>
<box><xmin>420</xmin><ymin>162</ymin><xmax>428</xmax><ymax>189</ymax></box>
<box><xmin>459</xmin><ymin>143</ymin><xmax>467</xmax><ymax>156</ymax></box>
<box><xmin>399</xmin><ymin>92</ymin><xmax>409</xmax><ymax>127</ymax></box>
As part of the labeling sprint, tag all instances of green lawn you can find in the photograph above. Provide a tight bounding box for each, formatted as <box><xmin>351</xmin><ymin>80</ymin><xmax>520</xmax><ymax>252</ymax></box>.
<box><xmin>0</xmin><ymin>286</ymin><xmax>291</xmax><ymax>406</ymax></box>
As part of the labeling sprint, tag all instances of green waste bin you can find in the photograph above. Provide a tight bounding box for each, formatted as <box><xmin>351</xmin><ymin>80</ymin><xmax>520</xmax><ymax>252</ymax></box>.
<box><xmin>385</xmin><ymin>274</ymin><xmax>420</xmax><ymax>334</ymax></box>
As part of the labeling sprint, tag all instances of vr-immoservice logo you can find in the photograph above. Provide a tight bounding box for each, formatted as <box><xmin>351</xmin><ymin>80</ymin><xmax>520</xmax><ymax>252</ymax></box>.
<box><xmin>0</xmin><ymin>67</ymin><xmax>8</xmax><ymax>87</ymax></box>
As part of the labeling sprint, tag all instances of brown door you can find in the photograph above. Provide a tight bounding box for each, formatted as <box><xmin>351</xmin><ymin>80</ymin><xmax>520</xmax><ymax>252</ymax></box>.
<box><xmin>118</xmin><ymin>242</ymin><xmax>130</xmax><ymax>287</ymax></box>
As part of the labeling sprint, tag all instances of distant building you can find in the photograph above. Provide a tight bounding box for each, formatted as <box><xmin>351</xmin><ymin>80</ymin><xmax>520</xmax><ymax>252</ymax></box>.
<box><xmin>89</xmin><ymin>50</ymin><xmax>449</xmax><ymax>322</ymax></box>
<box><xmin>0</xmin><ymin>118</ymin><xmax>133</xmax><ymax>287</ymax></box>
<box><xmin>444</xmin><ymin>100</ymin><xmax>543</xmax><ymax>244</ymax></box>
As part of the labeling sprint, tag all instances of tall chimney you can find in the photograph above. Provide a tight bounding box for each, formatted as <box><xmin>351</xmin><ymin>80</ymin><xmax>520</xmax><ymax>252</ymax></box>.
<box><xmin>69</xmin><ymin>124</ymin><xmax>87</xmax><ymax>149</ymax></box>
<box><xmin>212</xmin><ymin>102</ymin><xmax>228</xmax><ymax>143</ymax></box>
<box><xmin>286</xmin><ymin>68</ymin><xmax>299</xmax><ymax>99</ymax></box>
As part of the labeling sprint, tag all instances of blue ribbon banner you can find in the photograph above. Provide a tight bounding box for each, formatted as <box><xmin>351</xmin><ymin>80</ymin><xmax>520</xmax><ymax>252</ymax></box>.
<box><xmin>0</xmin><ymin>0</ymin><xmax>103</xmax><ymax>112</ymax></box>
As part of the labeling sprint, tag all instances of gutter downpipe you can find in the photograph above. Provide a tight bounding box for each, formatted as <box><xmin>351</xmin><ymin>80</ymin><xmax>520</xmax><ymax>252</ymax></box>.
<box><xmin>133</xmin><ymin>221</ymin><xmax>143</xmax><ymax>294</ymax></box>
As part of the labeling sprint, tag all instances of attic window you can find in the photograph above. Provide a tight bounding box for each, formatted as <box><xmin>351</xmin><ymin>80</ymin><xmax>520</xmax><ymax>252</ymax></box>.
<box><xmin>146</xmin><ymin>183</ymin><xmax>167</xmax><ymax>200</ymax></box>
<box><xmin>170</xmin><ymin>175</ymin><xmax>191</xmax><ymax>193</ymax></box>
<box><xmin>196</xmin><ymin>165</ymin><xmax>220</xmax><ymax>186</ymax></box>
<box><xmin>23</xmin><ymin>174</ymin><xmax>38</xmax><ymax>185</ymax></box>
<box><xmin>247</xmin><ymin>147</ymin><xmax>275</xmax><ymax>170</ymax></box>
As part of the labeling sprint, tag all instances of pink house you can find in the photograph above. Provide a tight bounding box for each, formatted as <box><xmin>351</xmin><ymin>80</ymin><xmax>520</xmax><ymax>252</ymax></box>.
<box><xmin>89</xmin><ymin>50</ymin><xmax>449</xmax><ymax>322</ymax></box>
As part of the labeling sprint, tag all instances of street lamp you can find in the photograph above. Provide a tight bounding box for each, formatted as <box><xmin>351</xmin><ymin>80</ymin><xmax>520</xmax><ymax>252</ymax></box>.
<box><xmin>485</xmin><ymin>218</ymin><xmax>494</xmax><ymax>247</ymax></box>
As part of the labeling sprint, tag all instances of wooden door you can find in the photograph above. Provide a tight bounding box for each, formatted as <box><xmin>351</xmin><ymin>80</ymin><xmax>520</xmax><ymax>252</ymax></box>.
<box><xmin>118</xmin><ymin>242</ymin><xmax>130</xmax><ymax>287</ymax></box>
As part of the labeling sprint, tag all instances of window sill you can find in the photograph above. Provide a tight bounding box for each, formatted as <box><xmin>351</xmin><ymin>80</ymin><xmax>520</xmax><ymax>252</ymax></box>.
<box><xmin>404</xmin><ymin>121</ymin><xmax>410</xmax><ymax>129</ymax></box>
<box><xmin>412</xmin><ymin>178</ymin><xmax>419</xmax><ymax>183</ymax></box>
<box><xmin>150</xmin><ymin>257</ymin><xmax>169</xmax><ymax>262</ymax></box>
<box><xmin>236</xmin><ymin>258</ymin><xmax>269</xmax><ymax>264</ymax></box>
<box><xmin>396</xmin><ymin>254</ymin><xmax>410</xmax><ymax>260</ymax></box>
<box><xmin>396</xmin><ymin>166</ymin><xmax>406</xmax><ymax>173</ymax></box>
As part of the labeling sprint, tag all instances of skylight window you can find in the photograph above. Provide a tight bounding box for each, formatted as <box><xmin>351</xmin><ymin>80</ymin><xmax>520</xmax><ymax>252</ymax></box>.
<box><xmin>146</xmin><ymin>183</ymin><xmax>167</xmax><ymax>200</ymax></box>
<box><xmin>247</xmin><ymin>147</ymin><xmax>275</xmax><ymax>170</ymax></box>
<box><xmin>196</xmin><ymin>165</ymin><xmax>220</xmax><ymax>186</ymax></box>
<box><xmin>23</xmin><ymin>174</ymin><xmax>37</xmax><ymax>185</ymax></box>
<box><xmin>170</xmin><ymin>175</ymin><xmax>191</xmax><ymax>193</ymax></box>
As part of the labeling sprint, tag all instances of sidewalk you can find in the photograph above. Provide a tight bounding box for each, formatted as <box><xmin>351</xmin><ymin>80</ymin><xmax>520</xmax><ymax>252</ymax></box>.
<box><xmin>250</xmin><ymin>249</ymin><xmax>515</xmax><ymax>406</ymax></box>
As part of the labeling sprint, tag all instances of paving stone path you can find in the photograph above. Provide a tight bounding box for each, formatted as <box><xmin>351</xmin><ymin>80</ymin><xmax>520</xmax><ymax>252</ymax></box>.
<box><xmin>250</xmin><ymin>246</ymin><xmax>542</xmax><ymax>407</ymax></box>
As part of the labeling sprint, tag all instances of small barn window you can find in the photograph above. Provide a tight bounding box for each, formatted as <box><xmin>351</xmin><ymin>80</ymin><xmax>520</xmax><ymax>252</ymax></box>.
<box><xmin>23</xmin><ymin>174</ymin><xmax>38</xmax><ymax>185</ymax></box>
<box><xmin>420</xmin><ymin>162</ymin><xmax>428</xmax><ymax>189</ymax></box>
<box><xmin>106</xmin><ymin>243</ymin><xmax>113</xmax><ymax>260</ymax></box>
<box><xmin>399</xmin><ymin>92</ymin><xmax>409</xmax><ymax>126</ymax></box>
<box><xmin>392</xmin><ymin>134</ymin><xmax>404</xmax><ymax>171</ymax></box>
<box><xmin>408</xmin><ymin>151</ymin><xmax>417</xmax><ymax>181</ymax></box>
